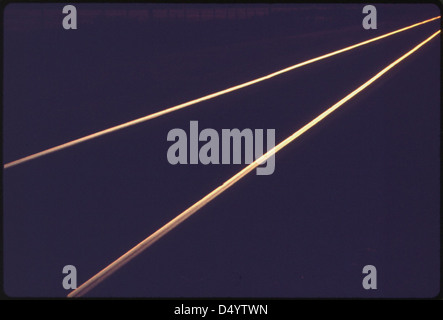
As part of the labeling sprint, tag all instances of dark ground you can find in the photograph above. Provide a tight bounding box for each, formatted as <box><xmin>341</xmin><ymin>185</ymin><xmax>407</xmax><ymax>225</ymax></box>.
<box><xmin>3</xmin><ymin>3</ymin><xmax>441</xmax><ymax>297</ymax></box>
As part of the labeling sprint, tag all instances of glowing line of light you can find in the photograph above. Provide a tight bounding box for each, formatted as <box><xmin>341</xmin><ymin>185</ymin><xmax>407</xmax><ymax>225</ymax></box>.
<box><xmin>67</xmin><ymin>30</ymin><xmax>441</xmax><ymax>298</ymax></box>
<box><xmin>5</xmin><ymin>16</ymin><xmax>440</xmax><ymax>169</ymax></box>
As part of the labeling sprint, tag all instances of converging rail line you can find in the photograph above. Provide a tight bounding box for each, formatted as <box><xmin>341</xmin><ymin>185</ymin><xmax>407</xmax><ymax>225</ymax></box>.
<box><xmin>4</xmin><ymin>16</ymin><xmax>440</xmax><ymax>169</ymax></box>
<box><xmin>67</xmin><ymin>28</ymin><xmax>441</xmax><ymax>298</ymax></box>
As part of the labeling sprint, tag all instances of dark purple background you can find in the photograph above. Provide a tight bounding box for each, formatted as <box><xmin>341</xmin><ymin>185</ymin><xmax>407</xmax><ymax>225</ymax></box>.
<box><xmin>3</xmin><ymin>3</ymin><xmax>441</xmax><ymax>297</ymax></box>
